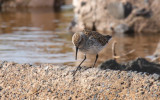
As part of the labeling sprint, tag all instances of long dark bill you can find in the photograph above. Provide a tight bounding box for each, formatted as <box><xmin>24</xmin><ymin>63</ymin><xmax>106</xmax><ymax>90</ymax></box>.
<box><xmin>75</xmin><ymin>47</ymin><xmax>78</xmax><ymax>60</ymax></box>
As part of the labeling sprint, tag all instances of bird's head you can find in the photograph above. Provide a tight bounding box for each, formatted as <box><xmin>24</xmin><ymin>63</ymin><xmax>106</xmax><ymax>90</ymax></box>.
<box><xmin>72</xmin><ymin>32</ymin><xmax>84</xmax><ymax>60</ymax></box>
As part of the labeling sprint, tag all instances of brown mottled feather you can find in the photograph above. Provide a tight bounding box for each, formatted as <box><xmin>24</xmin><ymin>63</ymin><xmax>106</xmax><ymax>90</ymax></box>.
<box><xmin>83</xmin><ymin>30</ymin><xmax>110</xmax><ymax>46</ymax></box>
<box><xmin>72</xmin><ymin>33</ymin><xmax>80</xmax><ymax>47</ymax></box>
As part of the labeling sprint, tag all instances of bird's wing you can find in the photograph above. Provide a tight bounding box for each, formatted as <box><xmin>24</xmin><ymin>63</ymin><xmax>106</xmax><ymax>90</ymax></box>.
<box><xmin>84</xmin><ymin>30</ymin><xmax>110</xmax><ymax>46</ymax></box>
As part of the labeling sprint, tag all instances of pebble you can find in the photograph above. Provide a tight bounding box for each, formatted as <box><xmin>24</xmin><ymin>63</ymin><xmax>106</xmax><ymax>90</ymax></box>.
<box><xmin>68</xmin><ymin>97</ymin><xmax>72</xmax><ymax>100</ymax></box>
<box><xmin>70</xmin><ymin>91</ymin><xmax>74</xmax><ymax>94</ymax></box>
<box><xmin>135</xmin><ymin>89</ymin><xmax>139</xmax><ymax>93</ymax></box>
<box><xmin>105</xmin><ymin>96</ymin><xmax>109</xmax><ymax>100</ymax></box>
<box><xmin>0</xmin><ymin>86</ymin><xmax>3</xmax><ymax>91</ymax></box>
<box><xmin>141</xmin><ymin>91</ymin><xmax>145</xmax><ymax>95</ymax></box>
<box><xmin>152</xmin><ymin>73</ymin><xmax>160</xmax><ymax>80</ymax></box>
<box><xmin>93</xmin><ymin>93</ymin><xmax>98</xmax><ymax>100</ymax></box>
<box><xmin>115</xmin><ymin>93</ymin><xmax>120</xmax><ymax>97</ymax></box>
<box><xmin>138</xmin><ymin>72</ymin><xmax>143</xmax><ymax>75</ymax></box>
<box><xmin>117</xmin><ymin>75</ymin><xmax>121</xmax><ymax>79</ymax></box>
<box><xmin>47</xmin><ymin>88</ymin><xmax>52</xmax><ymax>93</ymax></box>
<box><xmin>127</xmin><ymin>72</ymin><xmax>132</xmax><ymax>78</ymax></box>
<box><xmin>133</xmin><ymin>71</ymin><xmax>137</xmax><ymax>73</ymax></box>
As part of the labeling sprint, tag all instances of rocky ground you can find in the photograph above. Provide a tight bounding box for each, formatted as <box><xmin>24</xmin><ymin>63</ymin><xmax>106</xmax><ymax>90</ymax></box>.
<box><xmin>0</xmin><ymin>59</ymin><xmax>159</xmax><ymax>99</ymax></box>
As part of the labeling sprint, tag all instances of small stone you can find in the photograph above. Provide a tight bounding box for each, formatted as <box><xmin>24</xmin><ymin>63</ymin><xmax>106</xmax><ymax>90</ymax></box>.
<box><xmin>114</xmin><ymin>24</ymin><xmax>131</xmax><ymax>33</ymax></box>
<box><xmin>0</xmin><ymin>86</ymin><xmax>3</xmax><ymax>91</ymax></box>
<box><xmin>144</xmin><ymin>80</ymin><xmax>150</xmax><ymax>84</ymax></box>
<box><xmin>135</xmin><ymin>89</ymin><xmax>139</xmax><ymax>93</ymax></box>
<box><xmin>47</xmin><ymin>88</ymin><xmax>52</xmax><ymax>93</ymax></box>
<box><xmin>143</xmin><ymin>72</ymin><xmax>149</xmax><ymax>76</ymax></box>
<box><xmin>115</xmin><ymin>94</ymin><xmax>120</xmax><ymax>97</ymax></box>
<box><xmin>153</xmin><ymin>94</ymin><xmax>158</xmax><ymax>97</ymax></box>
<box><xmin>93</xmin><ymin>93</ymin><xmax>98</xmax><ymax>100</ymax></box>
<box><xmin>152</xmin><ymin>74</ymin><xmax>160</xmax><ymax>80</ymax></box>
<box><xmin>99</xmin><ymin>90</ymin><xmax>104</xmax><ymax>93</ymax></box>
<box><xmin>134</xmin><ymin>71</ymin><xmax>137</xmax><ymax>73</ymax></box>
<box><xmin>138</xmin><ymin>72</ymin><xmax>143</xmax><ymax>75</ymax></box>
<box><xmin>121</xmin><ymin>82</ymin><xmax>124</xmax><ymax>85</ymax></box>
<box><xmin>44</xmin><ymin>66</ymin><xmax>49</xmax><ymax>70</ymax></box>
<box><xmin>141</xmin><ymin>91</ymin><xmax>145</xmax><ymax>95</ymax></box>
<box><xmin>70</xmin><ymin>91</ymin><xmax>74</xmax><ymax>94</ymax></box>
<box><xmin>105</xmin><ymin>96</ymin><xmax>109</xmax><ymax>100</ymax></box>
<box><xmin>127</xmin><ymin>90</ymin><xmax>130</xmax><ymax>94</ymax></box>
<box><xmin>68</xmin><ymin>97</ymin><xmax>72</xmax><ymax>100</ymax></box>
<box><xmin>117</xmin><ymin>75</ymin><xmax>121</xmax><ymax>79</ymax></box>
<box><xmin>81</xmin><ymin>1</ymin><xmax>86</xmax><ymax>6</ymax></box>
<box><xmin>127</xmin><ymin>72</ymin><xmax>132</xmax><ymax>78</ymax></box>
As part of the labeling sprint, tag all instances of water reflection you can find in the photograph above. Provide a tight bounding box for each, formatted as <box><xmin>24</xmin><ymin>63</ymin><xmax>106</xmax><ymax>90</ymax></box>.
<box><xmin>0</xmin><ymin>8</ymin><xmax>74</xmax><ymax>65</ymax></box>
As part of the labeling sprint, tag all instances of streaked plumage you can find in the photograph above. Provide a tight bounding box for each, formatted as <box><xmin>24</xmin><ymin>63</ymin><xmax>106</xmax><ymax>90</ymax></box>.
<box><xmin>72</xmin><ymin>30</ymin><xmax>112</xmax><ymax>54</ymax></box>
<box><xmin>72</xmin><ymin>30</ymin><xmax>112</xmax><ymax>76</ymax></box>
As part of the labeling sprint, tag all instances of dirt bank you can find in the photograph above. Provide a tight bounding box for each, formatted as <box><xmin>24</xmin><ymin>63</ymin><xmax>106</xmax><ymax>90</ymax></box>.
<box><xmin>0</xmin><ymin>60</ymin><xmax>159</xmax><ymax>99</ymax></box>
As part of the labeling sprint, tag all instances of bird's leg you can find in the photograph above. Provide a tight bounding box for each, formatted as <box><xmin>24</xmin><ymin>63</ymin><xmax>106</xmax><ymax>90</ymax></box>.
<box><xmin>73</xmin><ymin>54</ymin><xmax>86</xmax><ymax>76</ymax></box>
<box><xmin>78</xmin><ymin>54</ymin><xmax>86</xmax><ymax>67</ymax></box>
<box><xmin>92</xmin><ymin>54</ymin><xmax>98</xmax><ymax>67</ymax></box>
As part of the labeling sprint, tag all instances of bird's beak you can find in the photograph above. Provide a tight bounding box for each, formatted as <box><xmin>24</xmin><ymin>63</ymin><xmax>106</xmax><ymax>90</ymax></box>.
<box><xmin>75</xmin><ymin>47</ymin><xmax>78</xmax><ymax>60</ymax></box>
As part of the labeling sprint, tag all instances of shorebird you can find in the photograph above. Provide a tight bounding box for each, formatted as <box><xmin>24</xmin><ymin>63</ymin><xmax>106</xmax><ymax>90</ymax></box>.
<box><xmin>72</xmin><ymin>30</ymin><xmax>112</xmax><ymax>75</ymax></box>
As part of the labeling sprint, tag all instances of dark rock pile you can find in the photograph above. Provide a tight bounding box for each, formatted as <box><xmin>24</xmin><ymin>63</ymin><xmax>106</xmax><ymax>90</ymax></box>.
<box><xmin>99</xmin><ymin>58</ymin><xmax>160</xmax><ymax>75</ymax></box>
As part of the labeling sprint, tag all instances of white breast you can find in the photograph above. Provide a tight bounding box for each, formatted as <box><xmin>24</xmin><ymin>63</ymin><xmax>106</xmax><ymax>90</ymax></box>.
<box><xmin>79</xmin><ymin>36</ymin><xmax>107</xmax><ymax>54</ymax></box>
<box><xmin>87</xmin><ymin>45</ymin><xmax>103</xmax><ymax>54</ymax></box>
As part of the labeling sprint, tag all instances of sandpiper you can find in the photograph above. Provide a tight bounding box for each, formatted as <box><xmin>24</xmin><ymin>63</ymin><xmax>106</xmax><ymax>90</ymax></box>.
<box><xmin>72</xmin><ymin>30</ymin><xmax>112</xmax><ymax>75</ymax></box>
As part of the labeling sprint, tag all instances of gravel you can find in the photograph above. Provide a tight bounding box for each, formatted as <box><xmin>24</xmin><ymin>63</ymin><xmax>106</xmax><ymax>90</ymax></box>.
<box><xmin>0</xmin><ymin>61</ymin><xmax>159</xmax><ymax>99</ymax></box>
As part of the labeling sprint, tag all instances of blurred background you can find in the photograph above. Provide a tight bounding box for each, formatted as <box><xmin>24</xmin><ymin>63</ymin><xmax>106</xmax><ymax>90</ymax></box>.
<box><xmin>0</xmin><ymin>0</ymin><xmax>159</xmax><ymax>67</ymax></box>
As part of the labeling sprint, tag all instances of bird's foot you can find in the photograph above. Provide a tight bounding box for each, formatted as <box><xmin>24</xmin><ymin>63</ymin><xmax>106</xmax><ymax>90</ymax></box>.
<box><xmin>72</xmin><ymin>66</ymin><xmax>82</xmax><ymax>76</ymax></box>
<box><xmin>84</xmin><ymin>66</ymin><xmax>93</xmax><ymax>70</ymax></box>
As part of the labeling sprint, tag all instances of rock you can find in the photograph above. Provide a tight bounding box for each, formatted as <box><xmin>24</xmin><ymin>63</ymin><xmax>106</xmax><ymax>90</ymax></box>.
<box><xmin>108</xmin><ymin>1</ymin><xmax>132</xmax><ymax>19</ymax></box>
<box><xmin>68</xmin><ymin>97</ymin><xmax>72</xmax><ymax>100</ymax></box>
<box><xmin>108</xmin><ymin>1</ymin><xmax>125</xmax><ymax>19</ymax></box>
<box><xmin>125</xmin><ymin>58</ymin><xmax>160</xmax><ymax>74</ymax></box>
<box><xmin>99</xmin><ymin>58</ymin><xmax>160</xmax><ymax>75</ymax></box>
<box><xmin>70</xmin><ymin>0</ymin><xmax>160</xmax><ymax>34</ymax></box>
<box><xmin>0</xmin><ymin>86</ymin><xmax>3</xmax><ymax>91</ymax></box>
<box><xmin>114</xmin><ymin>24</ymin><xmax>133</xmax><ymax>34</ymax></box>
<box><xmin>99</xmin><ymin>59</ymin><xmax>125</xmax><ymax>70</ymax></box>
<box><xmin>134</xmin><ymin>8</ymin><xmax>152</xmax><ymax>17</ymax></box>
<box><xmin>152</xmin><ymin>74</ymin><xmax>160</xmax><ymax>80</ymax></box>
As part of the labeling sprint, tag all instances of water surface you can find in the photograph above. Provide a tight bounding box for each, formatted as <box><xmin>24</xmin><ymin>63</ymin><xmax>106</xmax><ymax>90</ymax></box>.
<box><xmin>0</xmin><ymin>8</ymin><xmax>159</xmax><ymax>66</ymax></box>
<box><xmin>0</xmin><ymin>8</ymin><xmax>74</xmax><ymax>65</ymax></box>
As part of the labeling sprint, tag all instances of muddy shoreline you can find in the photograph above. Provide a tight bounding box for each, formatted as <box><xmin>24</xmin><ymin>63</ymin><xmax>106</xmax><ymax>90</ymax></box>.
<box><xmin>0</xmin><ymin>58</ymin><xmax>159</xmax><ymax>99</ymax></box>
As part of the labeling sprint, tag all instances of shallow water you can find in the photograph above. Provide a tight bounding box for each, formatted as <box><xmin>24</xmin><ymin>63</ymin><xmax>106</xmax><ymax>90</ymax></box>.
<box><xmin>0</xmin><ymin>8</ymin><xmax>74</xmax><ymax>66</ymax></box>
<box><xmin>0</xmin><ymin>8</ymin><xmax>159</xmax><ymax>66</ymax></box>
